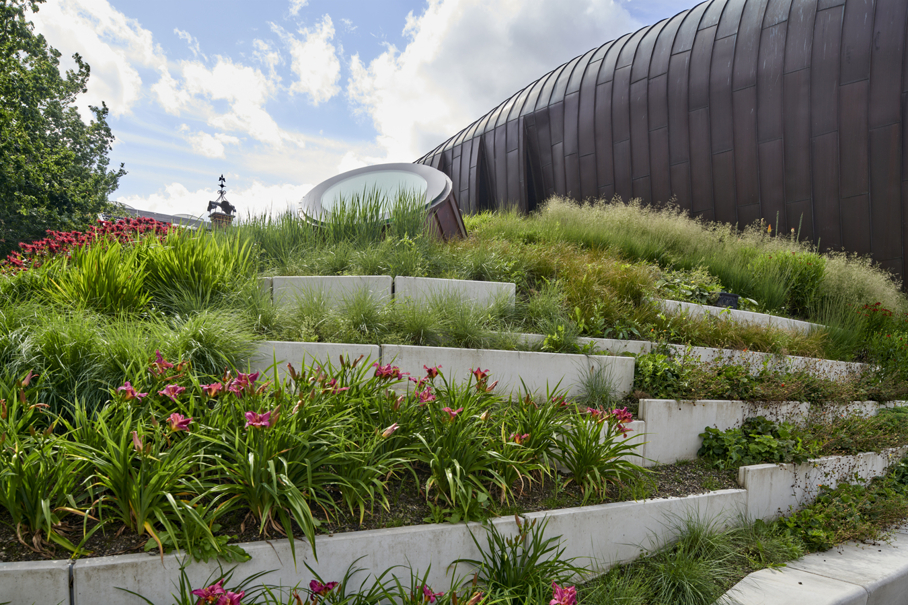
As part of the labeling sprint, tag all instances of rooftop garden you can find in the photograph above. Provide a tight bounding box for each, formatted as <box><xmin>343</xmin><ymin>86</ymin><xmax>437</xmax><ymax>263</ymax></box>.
<box><xmin>4</xmin><ymin>196</ymin><xmax>908</xmax><ymax>604</ymax></box>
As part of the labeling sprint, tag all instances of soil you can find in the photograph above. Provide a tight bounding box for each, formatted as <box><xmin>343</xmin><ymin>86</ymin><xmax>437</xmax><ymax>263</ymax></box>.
<box><xmin>0</xmin><ymin>459</ymin><xmax>737</xmax><ymax>564</ymax></box>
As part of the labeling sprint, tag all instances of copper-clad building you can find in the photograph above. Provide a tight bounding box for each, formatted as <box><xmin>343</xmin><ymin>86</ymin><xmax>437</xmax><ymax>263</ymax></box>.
<box><xmin>416</xmin><ymin>0</ymin><xmax>908</xmax><ymax>277</ymax></box>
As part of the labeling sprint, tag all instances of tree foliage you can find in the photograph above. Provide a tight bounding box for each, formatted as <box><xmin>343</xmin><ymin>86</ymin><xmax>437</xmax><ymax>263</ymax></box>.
<box><xmin>0</xmin><ymin>0</ymin><xmax>126</xmax><ymax>255</ymax></box>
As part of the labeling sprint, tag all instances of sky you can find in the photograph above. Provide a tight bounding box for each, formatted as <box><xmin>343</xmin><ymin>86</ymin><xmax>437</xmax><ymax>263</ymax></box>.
<box><xmin>29</xmin><ymin>0</ymin><xmax>694</xmax><ymax>219</ymax></box>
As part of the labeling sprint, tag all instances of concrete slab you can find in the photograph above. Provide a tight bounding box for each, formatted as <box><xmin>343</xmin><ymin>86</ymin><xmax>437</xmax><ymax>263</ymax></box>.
<box><xmin>638</xmin><ymin>399</ymin><xmax>746</xmax><ymax>465</ymax></box>
<box><xmin>68</xmin><ymin>490</ymin><xmax>746</xmax><ymax>605</ymax></box>
<box><xmin>658</xmin><ymin>299</ymin><xmax>822</xmax><ymax>335</ymax></box>
<box><xmin>249</xmin><ymin>341</ymin><xmax>381</xmax><ymax>381</ymax></box>
<box><xmin>725</xmin><ymin>566</ymin><xmax>868</xmax><ymax>605</ymax></box>
<box><xmin>0</xmin><ymin>559</ymin><xmax>70</xmax><ymax>605</ymax></box>
<box><xmin>787</xmin><ymin>536</ymin><xmax>908</xmax><ymax>605</ymax></box>
<box><xmin>272</xmin><ymin>275</ymin><xmax>393</xmax><ymax>307</ymax></box>
<box><xmin>381</xmin><ymin>344</ymin><xmax>634</xmax><ymax>398</ymax></box>
<box><xmin>394</xmin><ymin>276</ymin><xmax>515</xmax><ymax>308</ymax></box>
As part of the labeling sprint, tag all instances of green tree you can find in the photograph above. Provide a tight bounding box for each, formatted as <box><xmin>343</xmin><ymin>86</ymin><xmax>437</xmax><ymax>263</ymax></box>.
<box><xmin>0</xmin><ymin>0</ymin><xmax>126</xmax><ymax>256</ymax></box>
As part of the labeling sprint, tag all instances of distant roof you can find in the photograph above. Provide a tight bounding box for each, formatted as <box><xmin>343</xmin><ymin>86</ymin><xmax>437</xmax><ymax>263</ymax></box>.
<box><xmin>104</xmin><ymin>204</ymin><xmax>209</xmax><ymax>230</ymax></box>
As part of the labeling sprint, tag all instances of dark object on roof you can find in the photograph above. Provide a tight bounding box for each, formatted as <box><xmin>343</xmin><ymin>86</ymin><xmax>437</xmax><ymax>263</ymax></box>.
<box><xmin>208</xmin><ymin>175</ymin><xmax>236</xmax><ymax>217</ymax></box>
<box><xmin>417</xmin><ymin>0</ymin><xmax>908</xmax><ymax>279</ymax></box>
<box><xmin>301</xmin><ymin>163</ymin><xmax>466</xmax><ymax>239</ymax></box>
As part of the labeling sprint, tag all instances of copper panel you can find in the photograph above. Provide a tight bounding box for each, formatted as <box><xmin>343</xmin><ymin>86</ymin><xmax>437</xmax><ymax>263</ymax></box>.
<box><xmin>839</xmin><ymin>195</ymin><xmax>872</xmax><ymax>253</ymax></box>
<box><xmin>580</xmin><ymin>153</ymin><xmax>598</xmax><ymax>200</ymax></box>
<box><xmin>650</xmin><ymin>13</ymin><xmax>686</xmax><ymax>77</ymax></box>
<box><xmin>783</xmin><ymin>68</ymin><xmax>812</xmax><ymax>202</ymax></box>
<box><xmin>759</xmin><ymin>139</ymin><xmax>786</xmax><ymax>230</ymax></box>
<box><xmin>565</xmin><ymin>152</ymin><xmax>581</xmax><ymax>199</ymax></box>
<box><xmin>617</xmin><ymin>27</ymin><xmax>648</xmax><ymax>68</ymax></box>
<box><xmin>578</xmin><ymin>65</ymin><xmax>598</xmax><ymax>157</ymax></box>
<box><xmin>564</xmin><ymin>91</ymin><xmax>580</xmax><ymax>155</ymax></box>
<box><xmin>631</xmin><ymin>79</ymin><xmax>650</xmax><ymax>178</ymax></box>
<box><xmin>551</xmin><ymin>56</ymin><xmax>582</xmax><ymax>106</ymax></box>
<box><xmin>710</xmin><ymin>35</ymin><xmax>737</xmax><ymax>152</ymax></box>
<box><xmin>567</xmin><ymin>49</ymin><xmax>596</xmax><ymax>95</ymax></box>
<box><xmin>734</xmin><ymin>0</ymin><xmax>771</xmax><ymax>89</ymax></box>
<box><xmin>649</xmin><ymin>127</ymin><xmax>672</xmax><ymax>202</ymax></box>
<box><xmin>739</xmin><ymin>203</ymin><xmax>763</xmax><ymax>226</ymax></box>
<box><xmin>534</xmin><ymin>107</ymin><xmax>554</xmax><ymax>171</ymax></box>
<box><xmin>614</xmin><ymin>139</ymin><xmax>633</xmax><ymax>199</ymax></box>
<box><xmin>878</xmin><ymin>257</ymin><xmax>903</xmax><ymax>276</ymax></box>
<box><xmin>903</xmin><ymin>92</ymin><xmax>908</xmax><ymax>179</ymax></box>
<box><xmin>718</xmin><ymin>0</ymin><xmax>748</xmax><ymax>38</ymax></box>
<box><xmin>552</xmin><ymin>141</ymin><xmax>566</xmax><ymax>195</ymax></box>
<box><xmin>670</xmin><ymin>161</ymin><xmax>693</xmax><ymax>210</ymax></box>
<box><xmin>757</xmin><ymin>23</ymin><xmax>787</xmax><ymax>143</ymax></box>
<box><xmin>673</xmin><ymin>1</ymin><xmax>710</xmax><ymax>54</ymax></box>
<box><xmin>713</xmin><ymin>150</ymin><xmax>738</xmax><ymax>223</ymax></box>
<box><xmin>507</xmin><ymin>148</ymin><xmax>520</xmax><ymax>205</ymax></box>
<box><xmin>811</xmin><ymin>6</ymin><xmax>844</xmax><ymax>137</ymax></box>
<box><xmin>649</xmin><ymin>74</ymin><xmax>669</xmax><ymax>129</ymax></box>
<box><xmin>840</xmin><ymin>0</ymin><xmax>875</xmax><ymax>85</ymax></box>
<box><xmin>507</xmin><ymin>118</ymin><xmax>519</xmax><ymax>153</ymax></box>
<box><xmin>599</xmin><ymin>183</ymin><xmax>616</xmax><ymax>200</ymax></box>
<box><xmin>612</xmin><ymin>66</ymin><xmax>632</xmax><ymax>142</ymax></box>
<box><xmin>819</xmin><ymin>0</ymin><xmax>846</xmax><ymax>7</ymax></box>
<box><xmin>764</xmin><ymin>0</ymin><xmax>794</xmax><ymax>27</ymax></box>
<box><xmin>869</xmin><ymin>0</ymin><xmax>907</xmax><ymax>127</ymax></box>
<box><xmin>701</xmin><ymin>0</ymin><xmax>727</xmax><ymax>29</ymax></box>
<box><xmin>784</xmin><ymin>0</ymin><xmax>818</xmax><ymax>73</ymax></box>
<box><xmin>787</xmin><ymin>199</ymin><xmax>814</xmax><ymax>239</ymax></box>
<box><xmin>565</xmin><ymin>153</ymin><xmax>582</xmax><ymax>198</ymax></box>
<box><xmin>812</xmin><ymin>132</ymin><xmax>842</xmax><ymax>248</ymax></box>
<box><xmin>669</xmin><ymin>51</ymin><xmax>692</xmax><ymax>163</ymax></box>
<box><xmin>733</xmin><ymin>86</ymin><xmax>760</xmax><ymax>206</ymax></box>
<box><xmin>537</xmin><ymin>64</ymin><xmax>567</xmax><ymax>110</ymax></box>
<box><xmin>549</xmin><ymin>101</ymin><xmax>565</xmax><ymax>145</ymax></box>
<box><xmin>519</xmin><ymin>76</ymin><xmax>549</xmax><ymax>117</ymax></box>
<box><xmin>595</xmin><ymin>81</ymin><xmax>615</xmax><ymax>186</ymax></box>
<box><xmin>870</xmin><ymin>123</ymin><xmax>902</xmax><ymax>260</ymax></box>
<box><xmin>839</xmin><ymin>80</ymin><xmax>869</xmax><ymax>197</ymax></box>
<box><xmin>633</xmin><ymin>176</ymin><xmax>653</xmax><ymax>201</ymax></box>
<box><xmin>494</xmin><ymin>125</ymin><xmax>508</xmax><ymax>204</ymax></box>
<box><xmin>690</xmin><ymin>26</ymin><xmax>718</xmax><ymax>109</ymax></box>
<box><xmin>632</xmin><ymin>21</ymin><xmax>667</xmax><ymax>82</ymax></box>
<box><xmin>689</xmin><ymin>107</ymin><xmax>715</xmax><ymax>212</ymax></box>
<box><xmin>599</xmin><ymin>33</ymin><xmax>631</xmax><ymax>83</ymax></box>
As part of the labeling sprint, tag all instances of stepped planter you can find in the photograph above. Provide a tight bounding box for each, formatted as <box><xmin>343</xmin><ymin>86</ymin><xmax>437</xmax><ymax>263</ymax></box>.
<box><xmin>657</xmin><ymin>299</ymin><xmax>823</xmax><ymax>335</ymax></box>
<box><xmin>271</xmin><ymin>275</ymin><xmax>393</xmax><ymax>307</ymax></box>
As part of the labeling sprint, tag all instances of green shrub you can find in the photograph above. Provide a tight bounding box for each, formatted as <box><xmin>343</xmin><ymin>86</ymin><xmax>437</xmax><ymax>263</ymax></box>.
<box><xmin>698</xmin><ymin>417</ymin><xmax>816</xmax><ymax>469</ymax></box>
<box><xmin>750</xmin><ymin>250</ymin><xmax>825</xmax><ymax>317</ymax></box>
<box><xmin>634</xmin><ymin>353</ymin><xmax>688</xmax><ymax>398</ymax></box>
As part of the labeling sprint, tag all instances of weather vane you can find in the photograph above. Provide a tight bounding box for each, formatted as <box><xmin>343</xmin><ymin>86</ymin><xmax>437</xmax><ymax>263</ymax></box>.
<box><xmin>206</xmin><ymin>174</ymin><xmax>236</xmax><ymax>227</ymax></box>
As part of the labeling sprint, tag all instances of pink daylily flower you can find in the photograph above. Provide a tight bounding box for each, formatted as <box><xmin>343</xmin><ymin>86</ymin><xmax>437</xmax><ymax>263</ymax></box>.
<box><xmin>511</xmin><ymin>432</ymin><xmax>530</xmax><ymax>445</ymax></box>
<box><xmin>244</xmin><ymin>410</ymin><xmax>272</xmax><ymax>428</ymax></box>
<box><xmin>117</xmin><ymin>381</ymin><xmax>148</xmax><ymax>401</ymax></box>
<box><xmin>417</xmin><ymin>388</ymin><xmax>436</xmax><ymax>404</ymax></box>
<box><xmin>441</xmin><ymin>407</ymin><xmax>463</xmax><ymax>421</ymax></box>
<box><xmin>373</xmin><ymin>363</ymin><xmax>406</xmax><ymax>380</ymax></box>
<box><xmin>191</xmin><ymin>579</ymin><xmax>226</xmax><ymax>604</ymax></box>
<box><xmin>309</xmin><ymin>580</ymin><xmax>339</xmax><ymax>601</ymax></box>
<box><xmin>423</xmin><ymin>365</ymin><xmax>441</xmax><ymax>379</ymax></box>
<box><xmin>150</xmin><ymin>350</ymin><xmax>174</xmax><ymax>376</ymax></box>
<box><xmin>158</xmin><ymin>384</ymin><xmax>186</xmax><ymax>402</ymax></box>
<box><xmin>166</xmin><ymin>413</ymin><xmax>192</xmax><ymax>432</ymax></box>
<box><xmin>550</xmin><ymin>582</ymin><xmax>576</xmax><ymax>605</ymax></box>
<box><xmin>200</xmin><ymin>383</ymin><xmax>223</xmax><ymax>398</ymax></box>
<box><xmin>610</xmin><ymin>407</ymin><xmax>634</xmax><ymax>424</ymax></box>
<box><xmin>216</xmin><ymin>591</ymin><xmax>245</xmax><ymax>605</ymax></box>
<box><xmin>422</xmin><ymin>585</ymin><xmax>444</xmax><ymax>603</ymax></box>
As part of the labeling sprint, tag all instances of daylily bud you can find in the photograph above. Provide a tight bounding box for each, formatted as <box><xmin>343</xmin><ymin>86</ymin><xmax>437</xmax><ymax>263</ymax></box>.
<box><xmin>394</xmin><ymin>395</ymin><xmax>405</xmax><ymax>410</ymax></box>
<box><xmin>479</xmin><ymin>410</ymin><xmax>490</xmax><ymax>421</ymax></box>
<box><xmin>351</xmin><ymin>354</ymin><xmax>364</xmax><ymax>368</ymax></box>
<box><xmin>150</xmin><ymin>415</ymin><xmax>159</xmax><ymax>428</ymax></box>
<box><xmin>0</xmin><ymin>399</ymin><xmax>6</xmax><ymax>420</ymax></box>
<box><xmin>381</xmin><ymin>423</ymin><xmax>400</xmax><ymax>438</ymax></box>
<box><xmin>131</xmin><ymin>431</ymin><xmax>143</xmax><ymax>452</ymax></box>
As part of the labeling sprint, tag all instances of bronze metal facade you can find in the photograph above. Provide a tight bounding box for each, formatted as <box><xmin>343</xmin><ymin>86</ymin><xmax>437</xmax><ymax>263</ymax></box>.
<box><xmin>415</xmin><ymin>0</ymin><xmax>908</xmax><ymax>277</ymax></box>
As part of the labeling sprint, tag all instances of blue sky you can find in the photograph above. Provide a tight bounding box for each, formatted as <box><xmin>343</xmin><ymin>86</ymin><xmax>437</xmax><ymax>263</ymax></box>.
<box><xmin>30</xmin><ymin>0</ymin><xmax>693</xmax><ymax>218</ymax></box>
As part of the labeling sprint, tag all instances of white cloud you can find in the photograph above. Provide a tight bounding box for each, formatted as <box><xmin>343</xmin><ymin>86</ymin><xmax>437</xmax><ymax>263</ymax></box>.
<box><xmin>347</xmin><ymin>0</ymin><xmax>639</xmax><ymax>161</ymax></box>
<box><xmin>288</xmin><ymin>0</ymin><xmax>308</xmax><ymax>17</ymax></box>
<box><xmin>341</xmin><ymin>18</ymin><xmax>357</xmax><ymax>33</ymax></box>
<box><xmin>253</xmin><ymin>39</ymin><xmax>283</xmax><ymax>76</ymax></box>
<box><xmin>273</xmin><ymin>16</ymin><xmax>341</xmax><ymax>105</ymax></box>
<box><xmin>29</xmin><ymin>0</ymin><xmax>169</xmax><ymax>118</ymax></box>
<box><xmin>180</xmin><ymin>127</ymin><xmax>242</xmax><ymax>159</ymax></box>
<box><xmin>174</xmin><ymin>28</ymin><xmax>206</xmax><ymax>60</ymax></box>
<box><xmin>119</xmin><ymin>180</ymin><xmax>313</xmax><ymax>218</ymax></box>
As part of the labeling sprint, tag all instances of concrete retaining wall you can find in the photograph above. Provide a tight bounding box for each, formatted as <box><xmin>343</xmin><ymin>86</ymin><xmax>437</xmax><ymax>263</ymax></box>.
<box><xmin>0</xmin><ymin>559</ymin><xmax>70</xmax><ymax>605</ymax></box>
<box><xmin>61</xmin><ymin>490</ymin><xmax>745</xmax><ymax>605</ymax></box>
<box><xmin>657</xmin><ymin>299</ymin><xmax>823</xmax><ymax>335</ymax></box>
<box><xmin>636</xmin><ymin>399</ymin><xmax>907</xmax><ymax>467</ymax></box>
<box><xmin>738</xmin><ymin>447</ymin><xmax>908</xmax><ymax>521</ymax></box>
<box><xmin>382</xmin><ymin>344</ymin><xmax>634</xmax><ymax>398</ymax></box>
<box><xmin>249</xmin><ymin>341</ymin><xmax>381</xmax><ymax>381</ymax></box>
<box><xmin>394</xmin><ymin>276</ymin><xmax>515</xmax><ymax>308</ymax></box>
<box><xmin>272</xmin><ymin>276</ymin><xmax>393</xmax><ymax>307</ymax></box>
